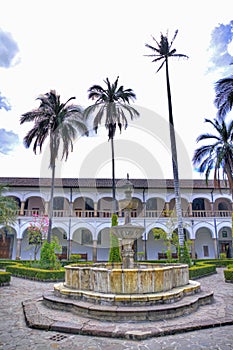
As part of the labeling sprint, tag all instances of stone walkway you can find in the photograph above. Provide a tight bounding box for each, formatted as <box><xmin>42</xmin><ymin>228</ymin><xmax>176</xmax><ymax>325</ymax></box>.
<box><xmin>1</xmin><ymin>268</ymin><xmax>233</xmax><ymax>349</ymax></box>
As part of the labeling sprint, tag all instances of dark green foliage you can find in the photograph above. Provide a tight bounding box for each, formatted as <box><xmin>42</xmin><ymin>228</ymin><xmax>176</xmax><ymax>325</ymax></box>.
<box><xmin>224</xmin><ymin>264</ymin><xmax>233</xmax><ymax>282</ymax></box>
<box><xmin>5</xmin><ymin>264</ymin><xmax>64</xmax><ymax>281</ymax></box>
<box><xmin>40</xmin><ymin>240</ymin><xmax>61</xmax><ymax>269</ymax></box>
<box><xmin>69</xmin><ymin>254</ymin><xmax>81</xmax><ymax>263</ymax></box>
<box><xmin>111</xmin><ymin>213</ymin><xmax>118</xmax><ymax>226</ymax></box>
<box><xmin>189</xmin><ymin>263</ymin><xmax>216</xmax><ymax>279</ymax></box>
<box><xmin>192</xmin><ymin>118</ymin><xmax>233</xmax><ymax>191</ymax></box>
<box><xmin>0</xmin><ymin>271</ymin><xmax>11</xmax><ymax>285</ymax></box>
<box><xmin>85</xmin><ymin>77</ymin><xmax>139</xmax><ymax>203</ymax></box>
<box><xmin>108</xmin><ymin>214</ymin><xmax>122</xmax><ymax>263</ymax></box>
<box><xmin>20</xmin><ymin>90</ymin><xmax>88</xmax><ymax>243</ymax></box>
<box><xmin>178</xmin><ymin>241</ymin><xmax>192</xmax><ymax>267</ymax></box>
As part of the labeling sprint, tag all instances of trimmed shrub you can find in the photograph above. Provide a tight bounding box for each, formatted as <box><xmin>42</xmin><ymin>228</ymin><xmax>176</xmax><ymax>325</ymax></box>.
<box><xmin>40</xmin><ymin>240</ymin><xmax>61</xmax><ymax>270</ymax></box>
<box><xmin>0</xmin><ymin>271</ymin><xmax>11</xmax><ymax>285</ymax></box>
<box><xmin>5</xmin><ymin>264</ymin><xmax>64</xmax><ymax>281</ymax></box>
<box><xmin>69</xmin><ymin>254</ymin><xmax>81</xmax><ymax>263</ymax></box>
<box><xmin>179</xmin><ymin>241</ymin><xmax>192</xmax><ymax>267</ymax></box>
<box><xmin>109</xmin><ymin>214</ymin><xmax>122</xmax><ymax>263</ymax></box>
<box><xmin>224</xmin><ymin>264</ymin><xmax>233</xmax><ymax>282</ymax></box>
<box><xmin>189</xmin><ymin>263</ymin><xmax>216</xmax><ymax>279</ymax></box>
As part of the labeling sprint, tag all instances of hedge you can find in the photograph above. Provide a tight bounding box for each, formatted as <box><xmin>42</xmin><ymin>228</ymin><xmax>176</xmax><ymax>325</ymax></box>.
<box><xmin>195</xmin><ymin>259</ymin><xmax>233</xmax><ymax>267</ymax></box>
<box><xmin>5</xmin><ymin>264</ymin><xmax>65</xmax><ymax>281</ymax></box>
<box><xmin>0</xmin><ymin>271</ymin><xmax>11</xmax><ymax>285</ymax></box>
<box><xmin>189</xmin><ymin>263</ymin><xmax>216</xmax><ymax>279</ymax></box>
<box><xmin>224</xmin><ymin>265</ymin><xmax>233</xmax><ymax>283</ymax></box>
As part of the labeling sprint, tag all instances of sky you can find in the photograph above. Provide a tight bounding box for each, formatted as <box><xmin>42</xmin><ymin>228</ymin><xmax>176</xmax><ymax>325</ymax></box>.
<box><xmin>0</xmin><ymin>0</ymin><xmax>233</xmax><ymax>182</ymax></box>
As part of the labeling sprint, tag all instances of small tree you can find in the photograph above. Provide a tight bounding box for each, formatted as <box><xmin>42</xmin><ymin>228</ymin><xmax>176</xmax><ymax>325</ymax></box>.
<box><xmin>108</xmin><ymin>214</ymin><xmax>122</xmax><ymax>263</ymax></box>
<box><xmin>40</xmin><ymin>238</ymin><xmax>61</xmax><ymax>270</ymax></box>
<box><xmin>178</xmin><ymin>241</ymin><xmax>192</xmax><ymax>267</ymax></box>
<box><xmin>27</xmin><ymin>215</ymin><xmax>48</xmax><ymax>260</ymax></box>
<box><xmin>153</xmin><ymin>210</ymin><xmax>191</xmax><ymax>265</ymax></box>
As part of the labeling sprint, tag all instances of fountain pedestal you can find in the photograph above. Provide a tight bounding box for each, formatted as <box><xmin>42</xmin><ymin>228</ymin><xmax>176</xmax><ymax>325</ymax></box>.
<box><xmin>111</xmin><ymin>223</ymin><xmax>144</xmax><ymax>269</ymax></box>
<box><xmin>112</xmin><ymin>179</ymin><xmax>145</xmax><ymax>269</ymax></box>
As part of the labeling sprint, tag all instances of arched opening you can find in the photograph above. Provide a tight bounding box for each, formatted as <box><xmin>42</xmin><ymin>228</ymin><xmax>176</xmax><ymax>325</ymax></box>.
<box><xmin>218</xmin><ymin>227</ymin><xmax>232</xmax><ymax>257</ymax></box>
<box><xmin>195</xmin><ymin>227</ymin><xmax>215</xmax><ymax>258</ymax></box>
<box><xmin>25</xmin><ymin>196</ymin><xmax>45</xmax><ymax>216</ymax></box>
<box><xmin>192</xmin><ymin>198</ymin><xmax>211</xmax><ymax>217</ymax></box>
<box><xmin>96</xmin><ymin>228</ymin><xmax>111</xmax><ymax>261</ymax></box>
<box><xmin>72</xmin><ymin>228</ymin><xmax>93</xmax><ymax>260</ymax></box>
<box><xmin>53</xmin><ymin>197</ymin><xmax>69</xmax><ymax>217</ymax></box>
<box><xmin>73</xmin><ymin>197</ymin><xmax>94</xmax><ymax>217</ymax></box>
<box><xmin>97</xmin><ymin>197</ymin><xmax>118</xmax><ymax>217</ymax></box>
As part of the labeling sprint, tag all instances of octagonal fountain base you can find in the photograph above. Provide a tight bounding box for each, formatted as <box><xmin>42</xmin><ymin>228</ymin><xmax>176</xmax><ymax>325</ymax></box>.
<box><xmin>42</xmin><ymin>262</ymin><xmax>214</xmax><ymax>322</ymax></box>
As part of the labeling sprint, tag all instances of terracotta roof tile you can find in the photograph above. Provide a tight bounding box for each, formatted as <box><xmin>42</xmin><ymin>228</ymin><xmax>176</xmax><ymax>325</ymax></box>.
<box><xmin>0</xmin><ymin>177</ymin><xmax>229</xmax><ymax>190</ymax></box>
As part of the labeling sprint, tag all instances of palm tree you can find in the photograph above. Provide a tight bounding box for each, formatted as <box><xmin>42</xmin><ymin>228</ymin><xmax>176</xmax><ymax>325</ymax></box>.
<box><xmin>214</xmin><ymin>76</ymin><xmax>233</xmax><ymax>119</ymax></box>
<box><xmin>0</xmin><ymin>185</ymin><xmax>19</xmax><ymax>242</ymax></box>
<box><xmin>193</xmin><ymin>118</ymin><xmax>233</xmax><ymax>196</ymax></box>
<box><xmin>20</xmin><ymin>90</ymin><xmax>88</xmax><ymax>243</ymax></box>
<box><xmin>145</xmin><ymin>30</ymin><xmax>188</xmax><ymax>248</ymax></box>
<box><xmin>84</xmin><ymin>77</ymin><xmax>139</xmax><ymax>212</ymax></box>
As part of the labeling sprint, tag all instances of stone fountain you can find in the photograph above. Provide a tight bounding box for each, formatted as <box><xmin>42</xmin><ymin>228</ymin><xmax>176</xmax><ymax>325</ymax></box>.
<box><xmin>43</xmin><ymin>178</ymin><xmax>213</xmax><ymax>322</ymax></box>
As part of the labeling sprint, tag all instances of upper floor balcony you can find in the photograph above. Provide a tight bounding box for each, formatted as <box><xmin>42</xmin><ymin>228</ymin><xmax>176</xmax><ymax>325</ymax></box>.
<box><xmin>5</xmin><ymin>191</ymin><xmax>233</xmax><ymax>220</ymax></box>
<box><xmin>18</xmin><ymin>208</ymin><xmax>232</xmax><ymax>219</ymax></box>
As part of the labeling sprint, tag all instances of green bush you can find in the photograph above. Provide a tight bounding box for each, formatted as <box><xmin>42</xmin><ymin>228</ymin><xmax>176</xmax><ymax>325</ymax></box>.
<box><xmin>0</xmin><ymin>260</ymin><xmax>18</xmax><ymax>269</ymax></box>
<box><xmin>69</xmin><ymin>254</ymin><xmax>81</xmax><ymax>263</ymax></box>
<box><xmin>179</xmin><ymin>242</ymin><xmax>192</xmax><ymax>267</ymax></box>
<box><xmin>5</xmin><ymin>264</ymin><xmax>64</xmax><ymax>281</ymax></box>
<box><xmin>189</xmin><ymin>263</ymin><xmax>216</xmax><ymax>279</ymax></box>
<box><xmin>40</xmin><ymin>240</ymin><xmax>61</xmax><ymax>270</ymax></box>
<box><xmin>224</xmin><ymin>268</ymin><xmax>233</xmax><ymax>282</ymax></box>
<box><xmin>195</xmin><ymin>259</ymin><xmax>232</xmax><ymax>267</ymax></box>
<box><xmin>224</xmin><ymin>264</ymin><xmax>233</xmax><ymax>282</ymax></box>
<box><xmin>0</xmin><ymin>271</ymin><xmax>11</xmax><ymax>285</ymax></box>
<box><xmin>108</xmin><ymin>214</ymin><xmax>122</xmax><ymax>263</ymax></box>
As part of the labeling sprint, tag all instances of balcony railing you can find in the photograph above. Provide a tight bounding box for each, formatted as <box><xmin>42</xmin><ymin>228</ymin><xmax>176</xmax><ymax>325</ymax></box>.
<box><xmin>20</xmin><ymin>209</ymin><xmax>232</xmax><ymax>218</ymax></box>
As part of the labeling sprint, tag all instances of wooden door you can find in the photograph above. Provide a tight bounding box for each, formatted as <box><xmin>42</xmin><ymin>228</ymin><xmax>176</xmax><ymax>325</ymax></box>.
<box><xmin>0</xmin><ymin>237</ymin><xmax>11</xmax><ymax>259</ymax></box>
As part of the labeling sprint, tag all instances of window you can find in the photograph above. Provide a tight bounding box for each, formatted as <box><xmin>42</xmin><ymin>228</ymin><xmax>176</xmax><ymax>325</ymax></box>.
<box><xmin>192</xmin><ymin>198</ymin><xmax>205</xmax><ymax>210</ymax></box>
<box><xmin>203</xmin><ymin>245</ymin><xmax>209</xmax><ymax>257</ymax></box>
<box><xmin>222</xmin><ymin>231</ymin><xmax>228</xmax><ymax>238</ymax></box>
<box><xmin>146</xmin><ymin>198</ymin><xmax>157</xmax><ymax>210</ymax></box>
<box><xmin>53</xmin><ymin>197</ymin><xmax>64</xmax><ymax>210</ymax></box>
<box><xmin>85</xmin><ymin>198</ymin><xmax>94</xmax><ymax>211</ymax></box>
<box><xmin>81</xmin><ymin>230</ymin><xmax>93</xmax><ymax>245</ymax></box>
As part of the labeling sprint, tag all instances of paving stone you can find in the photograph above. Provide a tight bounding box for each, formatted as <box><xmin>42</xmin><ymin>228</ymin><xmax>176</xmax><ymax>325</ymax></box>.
<box><xmin>1</xmin><ymin>268</ymin><xmax>233</xmax><ymax>349</ymax></box>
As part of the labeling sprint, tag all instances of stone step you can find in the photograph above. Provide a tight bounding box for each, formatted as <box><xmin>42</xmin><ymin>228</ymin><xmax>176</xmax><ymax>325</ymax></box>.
<box><xmin>43</xmin><ymin>288</ymin><xmax>214</xmax><ymax>322</ymax></box>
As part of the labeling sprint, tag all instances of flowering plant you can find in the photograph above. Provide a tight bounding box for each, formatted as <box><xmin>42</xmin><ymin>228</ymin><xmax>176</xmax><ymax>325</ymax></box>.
<box><xmin>27</xmin><ymin>215</ymin><xmax>49</xmax><ymax>260</ymax></box>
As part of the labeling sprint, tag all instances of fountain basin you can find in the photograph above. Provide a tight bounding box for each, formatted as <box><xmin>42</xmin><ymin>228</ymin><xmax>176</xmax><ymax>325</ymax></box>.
<box><xmin>63</xmin><ymin>263</ymin><xmax>189</xmax><ymax>295</ymax></box>
<box><xmin>53</xmin><ymin>262</ymin><xmax>194</xmax><ymax>306</ymax></box>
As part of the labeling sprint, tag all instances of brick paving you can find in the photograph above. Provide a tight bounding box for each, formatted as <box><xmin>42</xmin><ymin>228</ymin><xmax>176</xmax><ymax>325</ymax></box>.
<box><xmin>0</xmin><ymin>268</ymin><xmax>233</xmax><ymax>349</ymax></box>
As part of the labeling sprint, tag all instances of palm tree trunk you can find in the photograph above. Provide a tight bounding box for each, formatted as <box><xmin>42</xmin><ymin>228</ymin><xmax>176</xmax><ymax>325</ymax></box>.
<box><xmin>225</xmin><ymin>161</ymin><xmax>233</xmax><ymax>199</ymax></box>
<box><xmin>110</xmin><ymin>136</ymin><xmax>116</xmax><ymax>213</ymax></box>
<box><xmin>165</xmin><ymin>58</ymin><xmax>184</xmax><ymax>247</ymax></box>
<box><xmin>47</xmin><ymin>163</ymin><xmax>55</xmax><ymax>243</ymax></box>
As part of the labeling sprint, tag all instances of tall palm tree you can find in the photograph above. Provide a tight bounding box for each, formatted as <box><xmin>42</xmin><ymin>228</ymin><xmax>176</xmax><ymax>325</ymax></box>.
<box><xmin>20</xmin><ymin>90</ymin><xmax>88</xmax><ymax>243</ymax></box>
<box><xmin>214</xmin><ymin>76</ymin><xmax>233</xmax><ymax>119</ymax></box>
<box><xmin>84</xmin><ymin>77</ymin><xmax>139</xmax><ymax>211</ymax></box>
<box><xmin>193</xmin><ymin>118</ymin><xmax>233</xmax><ymax>196</ymax></box>
<box><xmin>145</xmin><ymin>30</ymin><xmax>188</xmax><ymax>248</ymax></box>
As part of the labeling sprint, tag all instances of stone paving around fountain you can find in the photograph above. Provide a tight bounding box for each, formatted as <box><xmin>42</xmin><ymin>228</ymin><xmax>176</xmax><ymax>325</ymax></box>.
<box><xmin>1</xmin><ymin>268</ymin><xmax>233</xmax><ymax>349</ymax></box>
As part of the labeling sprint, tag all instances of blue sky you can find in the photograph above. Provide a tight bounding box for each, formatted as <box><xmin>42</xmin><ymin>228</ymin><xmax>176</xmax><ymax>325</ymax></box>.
<box><xmin>0</xmin><ymin>0</ymin><xmax>233</xmax><ymax>180</ymax></box>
